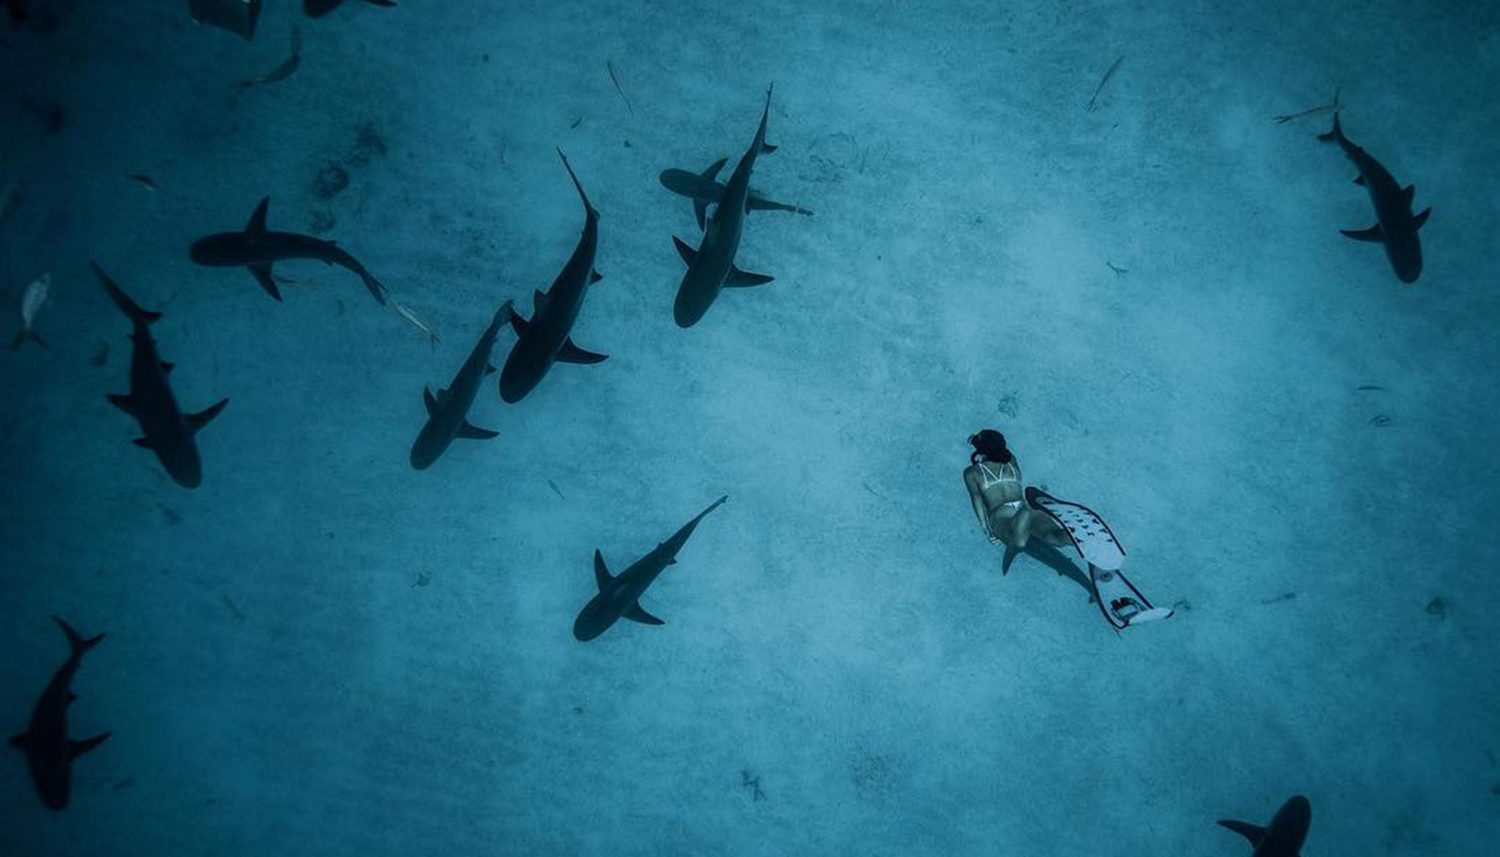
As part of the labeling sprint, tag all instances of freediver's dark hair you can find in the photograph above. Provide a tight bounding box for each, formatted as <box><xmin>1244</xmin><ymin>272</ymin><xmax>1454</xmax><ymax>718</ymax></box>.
<box><xmin>969</xmin><ymin>429</ymin><xmax>1012</xmax><ymax>465</ymax></box>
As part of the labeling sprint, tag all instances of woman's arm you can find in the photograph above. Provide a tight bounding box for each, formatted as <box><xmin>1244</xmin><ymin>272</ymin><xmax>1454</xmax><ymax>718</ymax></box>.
<box><xmin>963</xmin><ymin>469</ymin><xmax>998</xmax><ymax>541</ymax></box>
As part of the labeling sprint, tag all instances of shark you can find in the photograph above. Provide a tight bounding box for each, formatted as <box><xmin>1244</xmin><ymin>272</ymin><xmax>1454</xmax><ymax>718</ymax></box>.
<box><xmin>671</xmin><ymin>86</ymin><xmax>778</xmax><ymax>328</ymax></box>
<box><xmin>409</xmin><ymin>298</ymin><xmax>513</xmax><ymax>470</ymax></box>
<box><xmin>189</xmin><ymin>197</ymin><xmax>389</xmax><ymax>305</ymax></box>
<box><xmin>96</xmin><ymin>263</ymin><xmax>228</xmax><ymax>489</ymax></box>
<box><xmin>497</xmin><ymin>149</ymin><xmax>608</xmax><ymax>404</ymax></box>
<box><xmin>659</xmin><ymin>157</ymin><xmax>812</xmax><ymax>230</ymax></box>
<box><xmin>1319</xmin><ymin>112</ymin><xmax>1430</xmax><ymax>284</ymax></box>
<box><xmin>1218</xmin><ymin>795</ymin><xmax>1312</xmax><ymax>857</ymax></box>
<box><xmin>9</xmin><ymin>617</ymin><xmax>109</xmax><ymax>811</ymax></box>
<box><xmin>305</xmin><ymin>0</ymin><xmax>395</xmax><ymax>18</ymax></box>
<box><xmin>573</xmin><ymin>496</ymin><xmax>727</xmax><ymax>641</ymax></box>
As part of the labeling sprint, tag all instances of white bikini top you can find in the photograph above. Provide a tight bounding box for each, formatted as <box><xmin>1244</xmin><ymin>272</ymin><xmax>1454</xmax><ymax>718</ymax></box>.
<box><xmin>977</xmin><ymin>461</ymin><xmax>1019</xmax><ymax>490</ymax></box>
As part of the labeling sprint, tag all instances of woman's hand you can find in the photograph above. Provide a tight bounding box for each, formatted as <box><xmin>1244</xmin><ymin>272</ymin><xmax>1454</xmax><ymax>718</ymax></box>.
<box><xmin>987</xmin><ymin>533</ymin><xmax>1003</xmax><ymax>546</ymax></box>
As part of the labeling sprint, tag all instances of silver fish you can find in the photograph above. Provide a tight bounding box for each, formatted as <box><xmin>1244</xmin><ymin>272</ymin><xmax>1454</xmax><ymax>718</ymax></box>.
<box><xmin>391</xmin><ymin>299</ymin><xmax>439</xmax><ymax>345</ymax></box>
<box><xmin>11</xmin><ymin>272</ymin><xmax>50</xmax><ymax>350</ymax></box>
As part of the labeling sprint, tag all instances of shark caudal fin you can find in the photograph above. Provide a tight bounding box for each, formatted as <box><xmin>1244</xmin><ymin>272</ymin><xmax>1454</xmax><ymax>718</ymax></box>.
<box><xmin>51</xmin><ymin>615</ymin><xmax>105</xmax><ymax>658</ymax></box>
<box><xmin>92</xmin><ymin>262</ymin><xmax>163</xmax><ymax>326</ymax></box>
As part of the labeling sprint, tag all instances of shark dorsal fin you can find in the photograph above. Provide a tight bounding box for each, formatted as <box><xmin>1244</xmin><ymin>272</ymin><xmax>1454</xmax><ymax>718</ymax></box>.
<box><xmin>246</xmin><ymin>197</ymin><xmax>271</xmax><ymax>234</ymax></box>
<box><xmin>593</xmin><ymin>549</ymin><xmax>613</xmax><ymax>590</ymax></box>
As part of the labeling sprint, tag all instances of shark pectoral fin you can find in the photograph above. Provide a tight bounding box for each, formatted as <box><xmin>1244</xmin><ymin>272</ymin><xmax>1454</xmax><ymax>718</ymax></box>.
<box><xmin>624</xmin><ymin>601</ymin><xmax>665</xmax><ymax>625</ymax></box>
<box><xmin>1402</xmin><ymin>184</ymin><xmax>1415</xmax><ymax>202</ymax></box>
<box><xmin>1413</xmin><ymin>207</ymin><xmax>1431</xmax><ymax>230</ymax></box>
<box><xmin>457</xmin><ymin>421</ymin><xmax>499</xmax><ymax>440</ymax></box>
<box><xmin>532</xmin><ymin>289</ymin><xmax>550</xmax><ymax>314</ymax></box>
<box><xmin>701</xmin><ymin>157</ymin><xmax>729</xmax><ymax>182</ymax></box>
<box><xmin>132</xmin><ymin>437</ymin><xmax>155</xmax><ymax>449</ymax></box>
<box><xmin>726</xmin><ymin>266</ymin><xmax>774</xmax><ymax>287</ymax></box>
<box><xmin>693</xmin><ymin>199</ymin><xmax>709</xmax><ymax>231</ymax></box>
<box><xmin>246</xmin><ymin>197</ymin><xmax>271</xmax><ymax>234</ymax></box>
<box><xmin>557</xmin><ymin>338</ymin><xmax>608</xmax><ymax>365</ymax></box>
<box><xmin>760</xmin><ymin>142</ymin><xmax>778</xmax><ymax>155</ymax></box>
<box><xmin>1216</xmin><ymin>820</ymin><xmax>1267</xmax><ymax>845</ymax></box>
<box><xmin>672</xmin><ymin>235</ymin><xmax>698</xmax><ymax>266</ymax></box>
<box><xmin>107</xmin><ymin>394</ymin><xmax>136</xmax><ymax>414</ymax></box>
<box><xmin>593</xmin><ymin>549</ymin><xmax>613</xmax><ymax>590</ymax></box>
<box><xmin>250</xmin><ymin>263</ymin><xmax>282</xmax><ymax>301</ymax></box>
<box><xmin>187</xmin><ymin>398</ymin><xmax>229</xmax><ymax>434</ymax></box>
<box><xmin>68</xmin><ymin>732</ymin><xmax>111</xmax><ymax>759</ymax></box>
<box><xmin>1340</xmin><ymin>225</ymin><xmax>1384</xmax><ymax>243</ymax></box>
<box><xmin>590</xmin><ymin>269</ymin><xmax>604</xmax><ymax>284</ymax></box>
<box><xmin>422</xmin><ymin>387</ymin><xmax>438</xmax><ymax>415</ymax></box>
<box><xmin>508</xmin><ymin>309</ymin><xmax>530</xmax><ymax>336</ymax></box>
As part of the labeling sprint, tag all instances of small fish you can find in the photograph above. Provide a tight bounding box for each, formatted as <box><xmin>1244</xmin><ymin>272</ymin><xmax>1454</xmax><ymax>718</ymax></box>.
<box><xmin>128</xmin><ymin>174</ymin><xmax>160</xmax><ymax>192</ymax></box>
<box><xmin>1105</xmin><ymin>261</ymin><xmax>1128</xmax><ymax>275</ymax></box>
<box><xmin>391</xmin><ymin>299</ymin><xmax>440</xmax><ymax>345</ymax></box>
<box><xmin>1370</xmin><ymin>414</ymin><xmax>1392</xmax><ymax>427</ymax></box>
<box><xmin>606</xmin><ymin>59</ymin><xmax>633</xmax><ymax>116</ymax></box>
<box><xmin>570</xmin><ymin>115</ymin><xmax>585</xmax><ymax>129</ymax></box>
<box><xmin>10</xmin><ymin>272</ymin><xmax>49</xmax><ymax>350</ymax></box>
<box><xmin>1086</xmin><ymin>55</ymin><xmax>1124</xmax><ymax>112</ymax></box>
<box><xmin>411</xmin><ymin>571</ymin><xmax>432</xmax><ymax>588</ymax></box>
<box><xmin>547</xmin><ymin>478</ymin><xmax>566</xmax><ymax>500</ymax></box>
<box><xmin>1259</xmin><ymin>591</ymin><xmax>1297</xmax><ymax>605</ymax></box>
<box><xmin>238</xmin><ymin>26</ymin><xmax>302</xmax><ymax>91</ymax></box>
<box><xmin>1355</xmin><ymin>384</ymin><xmax>1387</xmax><ymax>391</ymax></box>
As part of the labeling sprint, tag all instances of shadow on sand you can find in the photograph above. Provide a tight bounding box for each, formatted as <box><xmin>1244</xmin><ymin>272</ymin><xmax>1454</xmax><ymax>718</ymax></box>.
<box><xmin>1002</xmin><ymin>539</ymin><xmax>1094</xmax><ymax>602</ymax></box>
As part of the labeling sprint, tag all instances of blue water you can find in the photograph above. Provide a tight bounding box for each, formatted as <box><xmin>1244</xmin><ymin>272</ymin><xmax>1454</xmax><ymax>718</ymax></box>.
<box><xmin>2</xmin><ymin>2</ymin><xmax>1497</xmax><ymax>855</ymax></box>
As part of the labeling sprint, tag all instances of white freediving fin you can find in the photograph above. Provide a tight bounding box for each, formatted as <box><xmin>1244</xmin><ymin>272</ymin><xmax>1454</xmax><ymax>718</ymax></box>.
<box><xmin>672</xmin><ymin>235</ymin><xmax>698</xmax><ymax>265</ymax></box>
<box><xmin>557</xmin><ymin>338</ymin><xmax>607</xmax><ymax>364</ymax></box>
<box><xmin>624</xmin><ymin>601</ymin><xmax>664</xmax><ymax>625</ymax></box>
<box><xmin>1024</xmin><ymin>487</ymin><xmax>1126</xmax><ymax>570</ymax></box>
<box><xmin>593</xmin><ymin>550</ymin><xmax>613</xmax><ymax>590</ymax></box>
<box><xmin>1089</xmin><ymin>564</ymin><xmax>1172</xmax><ymax>631</ymax></box>
<box><xmin>186</xmin><ymin>398</ymin><xmax>229</xmax><ymax>435</ymax></box>
<box><xmin>456</xmin><ymin>420</ymin><xmax>499</xmax><ymax>440</ymax></box>
<box><xmin>725</xmin><ymin>265</ymin><xmax>774</xmax><ymax>287</ymax></box>
<box><xmin>1340</xmin><ymin>224</ymin><xmax>1384</xmax><ymax>242</ymax></box>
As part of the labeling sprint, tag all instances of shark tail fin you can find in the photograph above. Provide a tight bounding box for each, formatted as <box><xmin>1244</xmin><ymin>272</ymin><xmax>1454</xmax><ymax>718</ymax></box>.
<box><xmin>93</xmin><ymin>263</ymin><xmax>162</xmax><ymax>326</ymax></box>
<box><xmin>1216</xmin><ymin>820</ymin><xmax>1267</xmax><ymax>846</ymax></box>
<box><xmin>52</xmin><ymin>616</ymin><xmax>105</xmax><ymax>658</ymax></box>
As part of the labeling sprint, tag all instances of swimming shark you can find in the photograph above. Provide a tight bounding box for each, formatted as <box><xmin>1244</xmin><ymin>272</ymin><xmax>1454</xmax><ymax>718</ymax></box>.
<box><xmin>671</xmin><ymin>86</ymin><xmax>778</xmax><ymax>328</ymax></box>
<box><xmin>96</xmin><ymin>263</ymin><xmax>228</xmax><ymax>489</ymax></box>
<box><xmin>1319</xmin><ymin>112</ymin><xmax>1430</xmax><ymax>284</ymax></box>
<box><xmin>659</xmin><ymin>157</ymin><xmax>812</xmax><ymax>230</ymax></box>
<box><xmin>409</xmin><ymin>298</ymin><xmax>513</xmax><ymax>470</ymax></box>
<box><xmin>305</xmin><ymin>0</ymin><xmax>395</xmax><ymax>18</ymax></box>
<box><xmin>9</xmin><ymin>616</ymin><xmax>109</xmax><ymax>811</ymax></box>
<box><xmin>189</xmin><ymin>197</ymin><xmax>389</xmax><ymax>304</ymax></box>
<box><xmin>498</xmin><ymin>149</ymin><xmax>607</xmax><ymax>404</ymax></box>
<box><xmin>573</xmin><ymin>495</ymin><xmax>727</xmax><ymax>641</ymax></box>
<box><xmin>1218</xmin><ymin>795</ymin><xmax>1312</xmax><ymax>857</ymax></box>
